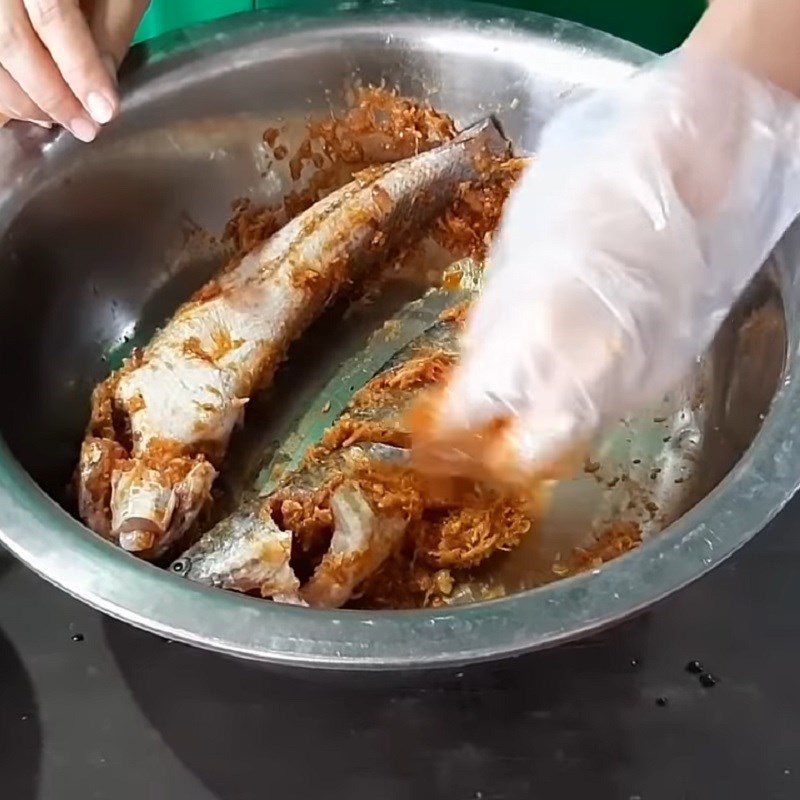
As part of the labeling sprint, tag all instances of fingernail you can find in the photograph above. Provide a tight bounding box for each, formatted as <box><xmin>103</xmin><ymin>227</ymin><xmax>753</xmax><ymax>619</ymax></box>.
<box><xmin>69</xmin><ymin>117</ymin><xmax>97</xmax><ymax>143</ymax></box>
<box><xmin>27</xmin><ymin>119</ymin><xmax>53</xmax><ymax>129</ymax></box>
<box><xmin>86</xmin><ymin>91</ymin><xmax>114</xmax><ymax>124</ymax></box>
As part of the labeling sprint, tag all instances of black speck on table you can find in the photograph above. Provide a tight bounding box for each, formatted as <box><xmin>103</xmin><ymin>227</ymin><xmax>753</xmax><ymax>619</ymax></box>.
<box><xmin>2</xmin><ymin>494</ymin><xmax>800</xmax><ymax>800</ymax></box>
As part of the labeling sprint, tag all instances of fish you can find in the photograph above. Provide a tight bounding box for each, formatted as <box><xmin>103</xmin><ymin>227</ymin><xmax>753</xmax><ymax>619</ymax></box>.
<box><xmin>76</xmin><ymin>118</ymin><xmax>508</xmax><ymax>559</ymax></box>
<box><xmin>173</xmin><ymin>260</ymin><xmax>501</xmax><ymax>608</ymax></box>
<box><xmin>170</xmin><ymin>499</ymin><xmax>300</xmax><ymax>602</ymax></box>
<box><xmin>172</xmin><ymin>442</ymin><xmax>410</xmax><ymax>606</ymax></box>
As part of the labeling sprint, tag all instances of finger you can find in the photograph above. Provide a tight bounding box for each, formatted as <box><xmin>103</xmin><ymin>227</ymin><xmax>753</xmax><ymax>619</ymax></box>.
<box><xmin>0</xmin><ymin>111</ymin><xmax>51</xmax><ymax>128</ymax></box>
<box><xmin>0</xmin><ymin>3</ymin><xmax>97</xmax><ymax>140</ymax></box>
<box><xmin>513</xmin><ymin>407</ymin><xmax>588</xmax><ymax>477</ymax></box>
<box><xmin>84</xmin><ymin>0</ymin><xmax>149</xmax><ymax>69</ymax></box>
<box><xmin>24</xmin><ymin>0</ymin><xmax>117</xmax><ymax>125</ymax></box>
<box><xmin>0</xmin><ymin>61</ymin><xmax>49</xmax><ymax>122</ymax></box>
<box><xmin>0</xmin><ymin>98</ymin><xmax>51</xmax><ymax>127</ymax></box>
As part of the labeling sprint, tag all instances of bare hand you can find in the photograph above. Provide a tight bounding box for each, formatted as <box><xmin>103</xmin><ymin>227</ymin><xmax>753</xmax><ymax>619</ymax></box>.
<box><xmin>0</xmin><ymin>0</ymin><xmax>149</xmax><ymax>140</ymax></box>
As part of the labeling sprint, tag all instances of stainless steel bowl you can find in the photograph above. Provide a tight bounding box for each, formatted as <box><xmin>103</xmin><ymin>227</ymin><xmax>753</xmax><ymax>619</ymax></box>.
<box><xmin>0</xmin><ymin>1</ymin><xmax>798</xmax><ymax>669</ymax></box>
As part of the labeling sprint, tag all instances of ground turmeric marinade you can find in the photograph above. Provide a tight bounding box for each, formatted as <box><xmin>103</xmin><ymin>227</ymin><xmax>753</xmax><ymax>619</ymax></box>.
<box><xmin>215</xmin><ymin>89</ymin><xmax>635</xmax><ymax>608</ymax></box>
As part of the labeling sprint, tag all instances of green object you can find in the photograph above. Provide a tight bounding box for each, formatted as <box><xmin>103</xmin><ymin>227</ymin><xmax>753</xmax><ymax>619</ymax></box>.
<box><xmin>136</xmin><ymin>1</ymin><xmax>705</xmax><ymax>53</ymax></box>
<box><xmin>484</xmin><ymin>0</ymin><xmax>706</xmax><ymax>54</ymax></box>
<box><xmin>133</xmin><ymin>0</ymin><xmax>252</xmax><ymax>44</ymax></box>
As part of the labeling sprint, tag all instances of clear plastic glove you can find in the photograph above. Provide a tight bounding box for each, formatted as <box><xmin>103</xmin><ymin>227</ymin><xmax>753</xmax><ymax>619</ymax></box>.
<box><xmin>420</xmin><ymin>49</ymin><xmax>800</xmax><ymax>482</ymax></box>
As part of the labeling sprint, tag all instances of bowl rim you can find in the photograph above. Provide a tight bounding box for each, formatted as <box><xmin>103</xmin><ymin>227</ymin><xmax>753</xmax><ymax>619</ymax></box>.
<box><xmin>1</xmin><ymin>1</ymin><xmax>797</xmax><ymax>670</ymax></box>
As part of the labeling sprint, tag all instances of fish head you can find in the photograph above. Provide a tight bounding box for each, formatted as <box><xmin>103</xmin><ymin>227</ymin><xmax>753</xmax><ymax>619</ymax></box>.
<box><xmin>171</xmin><ymin>505</ymin><xmax>300</xmax><ymax>600</ymax></box>
<box><xmin>110</xmin><ymin>459</ymin><xmax>217</xmax><ymax>557</ymax></box>
<box><xmin>77</xmin><ymin>437</ymin><xmax>127</xmax><ymax>538</ymax></box>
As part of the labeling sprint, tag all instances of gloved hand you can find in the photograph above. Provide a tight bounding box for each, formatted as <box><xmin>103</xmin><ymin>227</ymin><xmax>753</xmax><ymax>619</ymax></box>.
<box><xmin>415</xmin><ymin>47</ymin><xmax>800</xmax><ymax>483</ymax></box>
<box><xmin>0</xmin><ymin>0</ymin><xmax>150</xmax><ymax>140</ymax></box>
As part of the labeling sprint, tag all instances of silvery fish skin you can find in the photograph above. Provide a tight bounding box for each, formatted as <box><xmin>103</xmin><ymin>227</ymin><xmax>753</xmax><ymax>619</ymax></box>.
<box><xmin>173</xmin><ymin>443</ymin><xmax>408</xmax><ymax>605</ymax></box>
<box><xmin>170</xmin><ymin>501</ymin><xmax>299</xmax><ymax>601</ymax></box>
<box><xmin>173</xmin><ymin>262</ymin><xmax>482</xmax><ymax>607</ymax></box>
<box><xmin>76</xmin><ymin>119</ymin><xmax>507</xmax><ymax>559</ymax></box>
<box><xmin>301</xmin><ymin>456</ymin><xmax>408</xmax><ymax>608</ymax></box>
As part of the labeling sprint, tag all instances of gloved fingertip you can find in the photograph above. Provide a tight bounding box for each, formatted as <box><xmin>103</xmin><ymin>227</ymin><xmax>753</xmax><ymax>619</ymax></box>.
<box><xmin>513</xmin><ymin>411</ymin><xmax>591</xmax><ymax>481</ymax></box>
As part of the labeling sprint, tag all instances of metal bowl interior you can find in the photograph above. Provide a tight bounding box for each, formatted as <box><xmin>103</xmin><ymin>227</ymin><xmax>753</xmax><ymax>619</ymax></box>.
<box><xmin>0</xmin><ymin>2</ymin><xmax>798</xmax><ymax>669</ymax></box>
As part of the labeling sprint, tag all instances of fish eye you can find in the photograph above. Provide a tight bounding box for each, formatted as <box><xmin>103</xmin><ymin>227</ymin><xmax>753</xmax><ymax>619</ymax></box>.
<box><xmin>171</xmin><ymin>558</ymin><xmax>190</xmax><ymax>575</ymax></box>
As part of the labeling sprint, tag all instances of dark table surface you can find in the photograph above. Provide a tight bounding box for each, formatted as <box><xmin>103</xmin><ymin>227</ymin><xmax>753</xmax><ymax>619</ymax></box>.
<box><xmin>2</xmin><ymin>495</ymin><xmax>799</xmax><ymax>800</ymax></box>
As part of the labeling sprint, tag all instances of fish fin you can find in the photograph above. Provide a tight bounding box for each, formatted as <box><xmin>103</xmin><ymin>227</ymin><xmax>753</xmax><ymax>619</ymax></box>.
<box><xmin>302</xmin><ymin>484</ymin><xmax>406</xmax><ymax>608</ymax></box>
<box><xmin>453</xmin><ymin>115</ymin><xmax>508</xmax><ymax>155</ymax></box>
